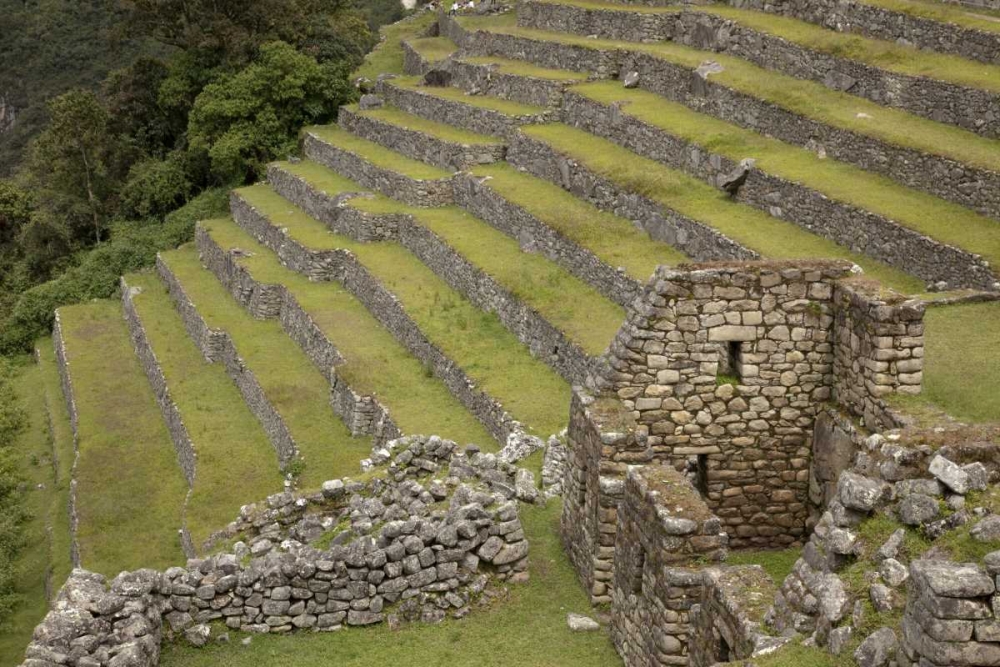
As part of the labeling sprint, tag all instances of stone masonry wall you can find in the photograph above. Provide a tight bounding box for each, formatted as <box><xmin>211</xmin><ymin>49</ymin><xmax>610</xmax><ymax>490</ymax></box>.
<box><xmin>120</xmin><ymin>279</ymin><xmax>197</xmax><ymax>486</ymax></box>
<box><xmin>302</xmin><ymin>131</ymin><xmax>455</xmax><ymax>208</ymax></box>
<box><xmin>727</xmin><ymin>0</ymin><xmax>1000</xmax><ymax>66</ymax></box>
<box><xmin>452</xmin><ymin>172</ymin><xmax>644</xmax><ymax>308</ymax></box>
<box><xmin>155</xmin><ymin>256</ymin><xmax>300</xmax><ymax>466</ymax></box>
<box><xmin>446</xmin><ymin>58</ymin><xmax>574</xmax><ymax>108</ymax></box>
<box><xmin>561</xmin><ymin>91</ymin><xmax>996</xmax><ymax>291</ymax></box>
<box><xmin>832</xmin><ymin>280</ymin><xmax>925</xmax><ymax>430</ymax></box>
<box><xmin>337</xmin><ymin>105</ymin><xmax>507</xmax><ymax>172</ymax></box>
<box><xmin>51</xmin><ymin>315</ymin><xmax>81</xmax><ymax>569</ymax></box>
<box><xmin>17</xmin><ymin>437</ymin><xmax>533</xmax><ymax>667</ymax></box>
<box><xmin>611</xmin><ymin>466</ymin><xmax>729</xmax><ymax>667</ymax></box>
<box><xmin>519</xmin><ymin>1</ymin><xmax>1000</xmax><ymax>139</ymax></box>
<box><xmin>504</xmin><ymin>132</ymin><xmax>759</xmax><ymax>266</ymax></box>
<box><xmin>447</xmin><ymin>16</ymin><xmax>1000</xmax><ymax>231</ymax></box>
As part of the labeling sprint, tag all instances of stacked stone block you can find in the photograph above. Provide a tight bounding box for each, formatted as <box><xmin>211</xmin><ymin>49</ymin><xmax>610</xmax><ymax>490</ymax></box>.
<box><xmin>610</xmin><ymin>465</ymin><xmax>728</xmax><ymax>667</ymax></box>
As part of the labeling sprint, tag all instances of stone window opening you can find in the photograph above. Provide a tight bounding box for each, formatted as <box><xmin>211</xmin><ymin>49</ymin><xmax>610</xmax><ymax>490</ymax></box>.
<box><xmin>717</xmin><ymin>340</ymin><xmax>742</xmax><ymax>386</ymax></box>
<box><xmin>695</xmin><ymin>454</ymin><xmax>709</xmax><ymax>497</ymax></box>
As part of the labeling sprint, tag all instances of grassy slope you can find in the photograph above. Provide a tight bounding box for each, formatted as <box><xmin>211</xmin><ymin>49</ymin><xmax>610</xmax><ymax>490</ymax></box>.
<box><xmin>57</xmin><ymin>301</ymin><xmax>188</xmax><ymax>575</ymax></box>
<box><xmin>572</xmin><ymin>81</ymin><xmax>1000</xmax><ymax>269</ymax></box>
<box><xmin>306</xmin><ymin>125</ymin><xmax>451</xmax><ymax>180</ymax></box>
<box><xmin>241</xmin><ymin>184</ymin><xmax>576</xmax><ymax>437</ymax></box>
<box><xmin>127</xmin><ymin>272</ymin><xmax>284</xmax><ymax>547</ymax></box>
<box><xmin>459</xmin><ymin>14</ymin><xmax>1000</xmax><ymax>173</ymax></box>
<box><xmin>918</xmin><ymin>301</ymin><xmax>1000</xmax><ymax>423</ymax></box>
<box><xmin>351</xmin><ymin>104</ymin><xmax>502</xmax><ymax>145</ymax></box>
<box><xmin>470</xmin><ymin>163</ymin><xmax>686</xmax><ymax>281</ymax></box>
<box><xmin>202</xmin><ymin>218</ymin><xmax>497</xmax><ymax>447</ymax></box>
<box><xmin>0</xmin><ymin>356</ymin><xmax>68</xmax><ymax>667</ymax></box>
<box><xmin>158</xmin><ymin>247</ymin><xmax>373</xmax><ymax>488</ymax></box>
<box><xmin>391</xmin><ymin>76</ymin><xmax>546</xmax><ymax>115</ymax></box>
<box><xmin>407</xmin><ymin>35</ymin><xmax>459</xmax><ymax>63</ymax></box>
<box><xmin>461</xmin><ymin>55</ymin><xmax>589</xmax><ymax>80</ymax></box>
<box><xmin>521</xmin><ymin>123</ymin><xmax>924</xmax><ymax>294</ymax></box>
<box><xmin>355</xmin><ymin>11</ymin><xmax>439</xmax><ymax>80</ymax></box>
<box><xmin>860</xmin><ymin>0</ymin><xmax>1000</xmax><ymax>32</ymax></box>
<box><xmin>541</xmin><ymin>0</ymin><xmax>1000</xmax><ymax>92</ymax></box>
<box><xmin>160</xmin><ymin>501</ymin><xmax>622</xmax><ymax>667</ymax></box>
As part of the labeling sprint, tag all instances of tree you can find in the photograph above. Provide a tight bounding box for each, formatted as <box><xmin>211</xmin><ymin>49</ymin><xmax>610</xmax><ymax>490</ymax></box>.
<box><xmin>0</xmin><ymin>181</ymin><xmax>31</xmax><ymax>246</ymax></box>
<box><xmin>22</xmin><ymin>90</ymin><xmax>126</xmax><ymax>246</ymax></box>
<box><xmin>104</xmin><ymin>57</ymin><xmax>184</xmax><ymax>157</ymax></box>
<box><xmin>187</xmin><ymin>41</ymin><xmax>355</xmax><ymax>184</ymax></box>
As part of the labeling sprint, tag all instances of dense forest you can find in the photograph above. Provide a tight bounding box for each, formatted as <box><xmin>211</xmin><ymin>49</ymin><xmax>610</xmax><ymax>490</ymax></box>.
<box><xmin>0</xmin><ymin>0</ymin><xmax>411</xmax><ymax>357</ymax></box>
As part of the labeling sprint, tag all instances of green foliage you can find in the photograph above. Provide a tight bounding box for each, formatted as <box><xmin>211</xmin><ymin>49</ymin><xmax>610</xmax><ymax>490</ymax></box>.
<box><xmin>0</xmin><ymin>182</ymin><xmax>31</xmax><ymax>246</ymax></box>
<box><xmin>104</xmin><ymin>58</ymin><xmax>184</xmax><ymax>158</ymax></box>
<box><xmin>0</xmin><ymin>188</ymin><xmax>228</xmax><ymax>355</ymax></box>
<box><xmin>0</xmin><ymin>359</ymin><xmax>29</xmax><ymax>627</ymax></box>
<box><xmin>188</xmin><ymin>42</ymin><xmax>356</xmax><ymax>183</ymax></box>
<box><xmin>120</xmin><ymin>153</ymin><xmax>193</xmax><ymax>219</ymax></box>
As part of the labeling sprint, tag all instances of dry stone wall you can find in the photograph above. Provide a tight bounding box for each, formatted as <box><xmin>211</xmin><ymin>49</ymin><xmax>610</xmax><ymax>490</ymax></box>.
<box><xmin>727</xmin><ymin>0</ymin><xmax>1000</xmax><ymax>65</ymax></box>
<box><xmin>17</xmin><ymin>437</ymin><xmax>534</xmax><ymax>667</ymax></box>
<box><xmin>446</xmin><ymin>58</ymin><xmax>574</xmax><ymax>108</ymax></box>
<box><xmin>303</xmin><ymin>131</ymin><xmax>455</xmax><ymax>208</ymax></box>
<box><xmin>504</xmin><ymin>132</ymin><xmax>758</xmax><ymax>266</ymax></box>
<box><xmin>519</xmin><ymin>1</ymin><xmax>1000</xmax><ymax>138</ymax></box>
<box><xmin>337</xmin><ymin>105</ymin><xmax>507</xmax><ymax>171</ymax></box>
<box><xmin>155</xmin><ymin>257</ymin><xmax>301</xmax><ymax>466</ymax></box>
<box><xmin>51</xmin><ymin>316</ymin><xmax>81</xmax><ymax>570</ymax></box>
<box><xmin>561</xmin><ymin>91</ymin><xmax>996</xmax><ymax>291</ymax></box>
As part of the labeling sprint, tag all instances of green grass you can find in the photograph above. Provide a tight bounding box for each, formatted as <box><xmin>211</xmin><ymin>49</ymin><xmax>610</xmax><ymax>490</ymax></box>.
<box><xmin>470</xmin><ymin>163</ymin><xmax>685</xmax><ymax>282</ymax></box>
<box><xmin>36</xmin><ymin>340</ymin><xmax>74</xmax><ymax>597</ymax></box>
<box><xmin>305</xmin><ymin>125</ymin><xmax>451</xmax><ymax>181</ymax></box>
<box><xmin>390</xmin><ymin>76</ymin><xmax>547</xmax><ymax>116</ymax></box>
<box><xmin>351</xmin><ymin>196</ymin><xmax>626</xmax><ymax>355</ymax></box>
<box><xmin>696</xmin><ymin>4</ymin><xmax>1000</xmax><ymax>92</ymax></box>
<box><xmin>57</xmin><ymin>301</ymin><xmax>188</xmax><ymax>575</ymax></box>
<box><xmin>355</xmin><ymin>11</ymin><xmax>438</xmax><ymax>80</ymax></box>
<box><xmin>540</xmin><ymin>0</ymin><xmax>1000</xmax><ymax>92</ymax></box>
<box><xmin>521</xmin><ymin>123</ymin><xmax>925</xmax><ymax>293</ymax></box>
<box><xmin>726</xmin><ymin>547</ymin><xmax>802</xmax><ymax>585</ymax></box>
<box><xmin>277</xmin><ymin>160</ymin><xmax>370</xmax><ymax>197</ymax></box>
<box><xmin>460</xmin><ymin>13</ymin><xmax>1000</xmax><ymax>173</ymax></box>
<box><xmin>159</xmin><ymin>246</ymin><xmax>373</xmax><ymax>488</ymax></box>
<box><xmin>917</xmin><ymin>301</ymin><xmax>1000</xmax><ymax>423</ymax></box>
<box><xmin>461</xmin><ymin>55</ymin><xmax>589</xmax><ymax>81</ymax></box>
<box><xmin>732</xmin><ymin>640</ymin><xmax>843</xmax><ymax>667</ymax></box>
<box><xmin>407</xmin><ymin>35</ymin><xmax>459</xmax><ymax>64</ymax></box>
<box><xmin>126</xmin><ymin>272</ymin><xmax>285</xmax><ymax>548</ymax></box>
<box><xmin>0</xmin><ymin>357</ymin><xmax>67</xmax><ymax>667</ymax></box>
<box><xmin>236</xmin><ymin>185</ymin><xmax>574</xmax><ymax>438</ymax></box>
<box><xmin>350</xmin><ymin>104</ymin><xmax>502</xmax><ymax>146</ymax></box>
<box><xmin>201</xmin><ymin>218</ymin><xmax>497</xmax><ymax>447</ymax></box>
<box><xmin>572</xmin><ymin>81</ymin><xmax>1000</xmax><ymax>270</ymax></box>
<box><xmin>159</xmin><ymin>501</ymin><xmax>622</xmax><ymax>667</ymax></box>
<box><xmin>860</xmin><ymin>0</ymin><xmax>1000</xmax><ymax>33</ymax></box>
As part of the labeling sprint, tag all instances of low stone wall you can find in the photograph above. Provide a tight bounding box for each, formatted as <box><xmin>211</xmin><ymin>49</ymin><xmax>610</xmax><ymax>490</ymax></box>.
<box><xmin>688</xmin><ymin>566</ymin><xmax>788</xmax><ymax>667</ymax></box>
<box><xmin>448</xmin><ymin>57</ymin><xmax>577</xmax><ymax>108</ymax></box>
<box><xmin>375</xmin><ymin>78</ymin><xmax>550</xmax><ymax>139</ymax></box>
<box><xmin>505</xmin><ymin>130</ymin><xmax>760</xmax><ymax>264</ymax></box>
<box><xmin>155</xmin><ymin>256</ymin><xmax>300</xmax><ymax>466</ymax></box>
<box><xmin>519</xmin><ymin>1</ymin><xmax>1000</xmax><ymax>139</ymax></box>
<box><xmin>302</xmin><ymin>131</ymin><xmax>454</xmax><ymax>208</ymax></box>
<box><xmin>51</xmin><ymin>315</ymin><xmax>81</xmax><ymax>569</ymax></box>
<box><xmin>453</xmin><ymin>172</ymin><xmax>644</xmax><ymax>308</ymax></box>
<box><xmin>562</xmin><ymin>91</ymin><xmax>997</xmax><ymax>291</ymax></box>
<box><xmin>194</xmin><ymin>224</ymin><xmax>401</xmax><ymax>445</ymax></box>
<box><xmin>611</xmin><ymin>466</ymin><xmax>729</xmax><ymax>667</ymax></box>
<box><xmin>265</xmin><ymin>168</ymin><xmax>603</xmax><ymax>384</ymax></box>
<box><xmin>17</xmin><ymin>436</ymin><xmax>533</xmax><ymax>667</ymax></box>
<box><xmin>120</xmin><ymin>278</ymin><xmax>197</xmax><ymax>487</ymax></box>
<box><xmin>337</xmin><ymin>105</ymin><xmax>507</xmax><ymax>172</ymax></box>
<box><xmin>727</xmin><ymin>0</ymin><xmax>1000</xmax><ymax>66</ymax></box>
<box><xmin>832</xmin><ymin>280</ymin><xmax>926</xmax><ymax>430</ymax></box>
<box><xmin>448</xmin><ymin>16</ymin><xmax>1000</xmax><ymax>227</ymax></box>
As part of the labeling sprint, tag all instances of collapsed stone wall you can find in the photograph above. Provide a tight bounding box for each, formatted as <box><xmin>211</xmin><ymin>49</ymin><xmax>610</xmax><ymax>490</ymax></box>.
<box><xmin>518</xmin><ymin>1</ymin><xmax>1000</xmax><ymax>139</ymax></box>
<box><xmin>560</xmin><ymin>90</ymin><xmax>994</xmax><ymax>289</ymax></box>
<box><xmin>611</xmin><ymin>466</ymin><xmax>729</xmax><ymax>667</ymax></box>
<box><xmin>18</xmin><ymin>436</ymin><xmax>533</xmax><ymax>667</ymax></box>
<box><xmin>726</xmin><ymin>0</ymin><xmax>1000</xmax><ymax>66</ymax></box>
<box><xmin>155</xmin><ymin>256</ymin><xmax>301</xmax><ymax>465</ymax></box>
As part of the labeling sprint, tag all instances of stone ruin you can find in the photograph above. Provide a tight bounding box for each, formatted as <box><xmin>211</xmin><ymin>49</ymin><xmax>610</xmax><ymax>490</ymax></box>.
<box><xmin>555</xmin><ymin>259</ymin><xmax>1000</xmax><ymax>666</ymax></box>
<box><xmin>18</xmin><ymin>436</ymin><xmax>534</xmax><ymax>667</ymax></box>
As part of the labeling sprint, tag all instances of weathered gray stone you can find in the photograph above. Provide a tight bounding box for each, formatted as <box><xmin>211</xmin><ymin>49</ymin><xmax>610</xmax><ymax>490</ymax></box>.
<box><xmin>899</xmin><ymin>494</ymin><xmax>940</xmax><ymax>526</ymax></box>
<box><xmin>567</xmin><ymin>613</ymin><xmax>600</xmax><ymax>631</ymax></box>
<box><xmin>837</xmin><ymin>472</ymin><xmax>883</xmax><ymax>513</ymax></box>
<box><xmin>972</xmin><ymin>516</ymin><xmax>1000</xmax><ymax>543</ymax></box>
<box><xmin>929</xmin><ymin>455</ymin><xmax>970</xmax><ymax>495</ymax></box>
<box><xmin>854</xmin><ymin>627</ymin><xmax>897</xmax><ymax>667</ymax></box>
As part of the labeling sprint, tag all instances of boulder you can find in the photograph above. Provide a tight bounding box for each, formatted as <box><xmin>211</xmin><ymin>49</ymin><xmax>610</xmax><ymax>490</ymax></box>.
<box><xmin>971</xmin><ymin>515</ymin><xmax>1000</xmax><ymax>543</ymax></box>
<box><xmin>929</xmin><ymin>455</ymin><xmax>970</xmax><ymax>495</ymax></box>
<box><xmin>567</xmin><ymin>613</ymin><xmax>600</xmax><ymax>632</ymax></box>
<box><xmin>622</xmin><ymin>71</ymin><xmax>640</xmax><ymax>88</ymax></box>
<box><xmin>853</xmin><ymin>627</ymin><xmax>897</xmax><ymax>667</ymax></box>
<box><xmin>184</xmin><ymin>624</ymin><xmax>211</xmax><ymax>648</ymax></box>
<box><xmin>899</xmin><ymin>494</ymin><xmax>940</xmax><ymax>526</ymax></box>
<box><xmin>837</xmin><ymin>472</ymin><xmax>883</xmax><ymax>512</ymax></box>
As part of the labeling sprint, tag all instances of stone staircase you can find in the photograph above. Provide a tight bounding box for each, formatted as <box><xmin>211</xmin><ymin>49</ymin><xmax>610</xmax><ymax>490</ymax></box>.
<box><xmin>47</xmin><ymin>0</ymin><xmax>1000</xmax><ymax>586</ymax></box>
